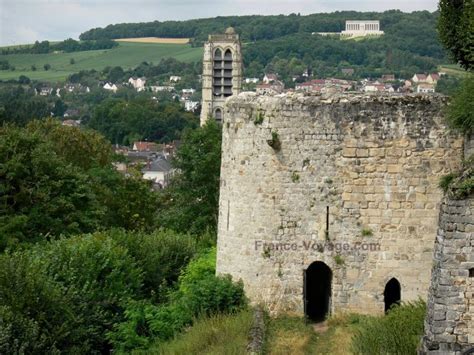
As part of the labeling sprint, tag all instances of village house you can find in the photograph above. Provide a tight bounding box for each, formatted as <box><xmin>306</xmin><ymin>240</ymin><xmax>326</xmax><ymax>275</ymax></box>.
<box><xmin>37</xmin><ymin>86</ymin><xmax>54</xmax><ymax>96</ymax></box>
<box><xmin>184</xmin><ymin>100</ymin><xmax>200</xmax><ymax>112</ymax></box>
<box><xmin>128</xmin><ymin>77</ymin><xmax>146</xmax><ymax>91</ymax></box>
<box><xmin>169</xmin><ymin>75</ymin><xmax>182</xmax><ymax>82</ymax></box>
<box><xmin>262</xmin><ymin>73</ymin><xmax>279</xmax><ymax>84</ymax></box>
<box><xmin>245</xmin><ymin>77</ymin><xmax>260</xmax><ymax>84</ymax></box>
<box><xmin>141</xmin><ymin>156</ymin><xmax>173</xmax><ymax>189</ymax></box>
<box><xmin>150</xmin><ymin>85</ymin><xmax>175</xmax><ymax>93</ymax></box>
<box><xmin>181</xmin><ymin>88</ymin><xmax>196</xmax><ymax>99</ymax></box>
<box><xmin>416</xmin><ymin>83</ymin><xmax>435</xmax><ymax>93</ymax></box>
<box><xmin>103</xmin><ymin>82</ymin><xmax>118</xmax><ymax>92</ymax></box>
<box><xmin>133</xmin><ymin>141</ymin><xmax>159</xmax><ymax>152</ymax></box>
<box><xmin>256</xmin><ymin>81</ymin><xmax>285</xmax><ymax>95</ymax></box>
<box><xmin>63</xmin><ymin>108</ymin><xmax>80</xmax><ymax>118</ymax></box>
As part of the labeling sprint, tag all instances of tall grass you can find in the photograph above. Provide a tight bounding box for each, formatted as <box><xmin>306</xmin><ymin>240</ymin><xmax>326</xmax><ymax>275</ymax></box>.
<box><xmin>351</xmin><ymin>300</ymin><xmax>426</xmax><ymax>355</ymax></box>
<box><xmin>142</xmin><ymin>309</ymin><xmax>253</xmax><ymax>355</ymax></box>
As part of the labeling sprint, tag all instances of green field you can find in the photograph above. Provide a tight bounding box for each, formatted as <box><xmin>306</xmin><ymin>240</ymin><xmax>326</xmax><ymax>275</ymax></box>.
<box><xmin>0</xmin><ymin>42</ymin><xmax>203</xmax><ymax>82</ymax></box>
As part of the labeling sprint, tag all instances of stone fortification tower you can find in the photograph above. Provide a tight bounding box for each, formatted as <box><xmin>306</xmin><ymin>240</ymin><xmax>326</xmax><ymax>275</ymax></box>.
<box><xmin>200</xmin><ymin>27</ymin><xmax>242</xmax><ymax>126</ymax></box>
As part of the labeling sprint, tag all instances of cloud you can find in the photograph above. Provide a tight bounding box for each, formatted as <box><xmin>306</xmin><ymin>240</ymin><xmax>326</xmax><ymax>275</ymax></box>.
<box><xmin>0</xmin><ymin>0</ymin><xmax>438</xmax><ymax>46</ymax></box>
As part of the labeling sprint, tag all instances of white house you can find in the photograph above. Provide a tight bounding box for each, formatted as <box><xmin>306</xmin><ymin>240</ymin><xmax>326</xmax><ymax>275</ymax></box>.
<box><xmin>245</xmin><ymin>77</ymin><xmax>260</xmax><ymax>84</ymax></box>
<box><xmin>103</xmin><ymin>83</ymin><xmax>118</xmax><ymax>92</ymax></box>
<box><xmin>128</xmin><ymin>77</ymin><xmax>146</xmax><ymax>91</ymax></box>
<box><xmin>169</xmin><ymin>75</ymin><xmax>182</xmax><ymax>82</ymax></box>
<box><xmin>150</xmin><ymin>86</ymin><xmax>175</xmax><ymax>93</ymax></box>
<box><xmin>416</xmin><ymin>83</ymin><xmax>435</xmax><ymax>93</ymax></box>
<box><xmin>142</xmin><ymin>157</ymin><xmax>173</xmax><ymax>188</ymax></box>
<box><xmin>184</xmin><ymin>100</ymin><xmax>200</xmax><ymax>112</ymax></box>
<box><xmin>181</xmin><ymin>88</ymin><xmax>196</xmax><ymax>98</ymax></box>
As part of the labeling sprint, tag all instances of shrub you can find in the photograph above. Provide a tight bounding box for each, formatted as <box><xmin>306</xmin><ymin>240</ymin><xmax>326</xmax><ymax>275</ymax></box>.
<box><xmin>108</xmin><ymin>248</ymin><xmax>246</xmax><ymax>352</ymax></box>
<box><xmin>32</xmin><ymin>233</ymin><xmax>144</xmax><ymax>353</ymax></box>
<box><xmin>351</xmin><ymin>300</ymin><xmax>426</xmax><ymax>355</ymax></box>
<box><xmin>0</xmin><ymin>252</ymin><xmax>78</xmax><ymax>353</ymax></box>
<box><xmin>106</xmin><ymin>229</ymin><xmax>197</xmax><ymax>301</ymax></box>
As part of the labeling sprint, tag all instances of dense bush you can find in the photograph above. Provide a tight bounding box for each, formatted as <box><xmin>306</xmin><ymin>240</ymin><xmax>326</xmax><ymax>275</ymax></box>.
<box><xmin>445</xmin><ymin>76</ymin><xmax>474</xmax><ymax>134</ymax></box>
<box><xmin>31</xmin><ymin>233</ymin><xmax>143</xmax><ymax>353</ymax></box>
<box><xmin>107</xmin><ymin>229</ymin><xmax>198</xmax><ymax>301</ymax></box>
<box><xmin>0</xmin><ymin>120</ymin><xmax>161</xmax><ymax>250</ymax></box>
<box><xmin>351</xmin><ymin>300</ymin><xmax>426</xmax><ymax>355</ymax></box>
<box><xmin>0</xmin><ymin>252</ymin><xmax>77</xmax><ymax>353</ymax></box>
<box><xmin>108</xmin><ymin>248</ymin><xmax>247</xmax><ymax>352</ymax></box>
<box><xmin>157</xmin><ymin>120</ymin><xmax>222</xmax><ymax>235</ymax></box>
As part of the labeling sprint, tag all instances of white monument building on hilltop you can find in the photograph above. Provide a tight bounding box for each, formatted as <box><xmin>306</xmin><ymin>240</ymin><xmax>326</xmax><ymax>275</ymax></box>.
<box><xmin>341</xmin><ymin>20</ymin><xmax>384</xmax><ymax>38</ymax></box>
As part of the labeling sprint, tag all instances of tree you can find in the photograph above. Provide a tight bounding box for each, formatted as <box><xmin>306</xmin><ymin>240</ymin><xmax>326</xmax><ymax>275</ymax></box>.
<box><xmin>70</xmin><ymin>58</ymin><xmax>75</xmax><ymax>65</ymax></box>
<box><xmin>156</xmin><ymin>120</ymin><xmax>222</xmax><ymax>234</ymax></box>
<box><xmin>52</xmin><ymin>99</ymin><xmax>67</xmax><ymax>117</ymax></box>
<box><xmin>31</xmin><ymin>65</ymin><xmax>37</xmax><ymax>71</ymax></box>
<box><xmin>18</xmin><ymin>75</ymin><xmax>31</xmax><ymax>84</ymax></box>
<box><xmin>43</xmin><ymin>63</ymin><xmax>51</xmax><ymax>71</ymax></box>
<box><xmin>445</xmin><ymin>77</ymin><xmax>474</xmax><ymax>134</ymax></box>
<box><xmin>438</xmin><ymin>0</ymin><xmax>474</xmax><ymax>70</ymax></box>
<box><xmin>0</xmin><ymin>124</ymin><xmax>102</xmax><ymax>249</ymax></box>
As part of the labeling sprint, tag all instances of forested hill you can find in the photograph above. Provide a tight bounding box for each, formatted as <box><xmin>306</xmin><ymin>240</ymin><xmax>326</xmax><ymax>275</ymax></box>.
<box><xmin>79</xmin><ymin>10</ymin><xmax>447</xmax><ymax>79</ymax></box>
<box><xmin>80</xmin><ymin>10</ymin><xmax>440</xmax><ymax>45</ymax></box>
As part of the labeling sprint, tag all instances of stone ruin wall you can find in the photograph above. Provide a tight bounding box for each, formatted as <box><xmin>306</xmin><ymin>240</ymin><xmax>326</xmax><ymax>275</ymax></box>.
<box><xmin>421</xmin><ymin>197</ymin><xmax>473</xmax><ymax>354</ymax></box>
<box><xmin>216</xmin><ymin>92</ymin><xmax>463</xmax><ymax>315</ymax></box>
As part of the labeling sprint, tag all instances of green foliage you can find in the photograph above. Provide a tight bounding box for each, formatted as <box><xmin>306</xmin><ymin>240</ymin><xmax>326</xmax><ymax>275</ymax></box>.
<box><xmin>0</xmin><ymin>124</ymin><xmax>102</xmax><ymax>249</ymax></box>
<box><xmin>445</xmin><ymin>76</ymin><xmax>474</xmax><ymax>134</ymax></box>
<box><xmin>439</xmin><ymin>172</ymin><xmax>457</xmax><ymax>192</ymax></box>
<box><xmin>361</xmin><ymin>228</ymin><xmax>373</xmax><ymax>237</ymax></box>
<box><xmin>437</xmin><ymin>0</ymin><xmax>474</xmax><ymax>70</ymax></box>
<box><xmin>0</xmin><ymin>86</ymin><xmax>49</xmax><ymax>125</ymax></box>
<box><xmin>334</xmin><ymin>255</ymin><xmax>345</xmax><ymax>265</ymax></box>
<box><xmin>108</xmin><ymin>248</ymin><xmax>247</xmax><ymax>352</ymax></box>
<box><xmin>107</xmin><ymin>229</ymin><xmax>197</xmax><ymax>301</ymax></box>
<box><xmin>436</xmin><ymin>74</ymin><xmax>462</xmax><ymax>96</ymax></box>
<box><xmin>148</xmin><ymin>310</ymin><xmax>253</xmax><ymax>355</ymax></box>
<box><xmin>157</xmin><ymin>120</ymin><xmax>222</xmax><ymax>235</ymax></box>
<box><xmin>0</xmin><ymin>252</ymin><xmax>77</xmax><ymax>353</ymax></box>
<box><xmin>268</xmin><ymin>130</ymin><xmax>281</xmax><ymax>150</ymax></box>
<box><xmin>291</xmin><ymin>171</ymin><xmax>300</xmax><ymax>183</ymax></box>
<box><xmin>439</xmin><ymin>155</ymin><xmax>474</xmax><ymax>199</ymax></box>
<box><xmin>33</xmin><ymin>233</ymin><xmax>143</xmax><ymax>352</ymax></box>
<box><xmin>43</xmin><ymin>63</ymin><xmax>51</xmax><ymax>71</ymax></box>
<box><xmin>0</xmin><ymin>229</ymin><xmax>204</xmax><ymax>353</ymax></box>
<box><xmin>351</xmin><ymin>300</ymin><xmax>426</xmax><ymax>355</ymax></box>
<box><xmin>0</xmin><ymin>38</ymin><xmax>118</xmax><ymax>55</ymax></box>
<box><xmin>0</xmin><ymin>120</ymin><xmax>161</xmax><ymax>249</ymax></box>
<box><xmin>0</xmin><ymin>42</ymin><xmax>202</xmax><ymax>82</ymax></box>
<box><xmin>87</xmin><ymin>97</ymin><xmax>198</xmax><ymax>145</ymax></box>
<box><xmin>254</xmin><ymin>111</ymin><xmax>264</xmax><ymax>125</ymax></box>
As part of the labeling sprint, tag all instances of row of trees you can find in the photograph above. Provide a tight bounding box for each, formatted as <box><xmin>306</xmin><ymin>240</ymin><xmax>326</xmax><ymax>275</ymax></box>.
<box><xmin>0</xmin><ymin>38</ymin><xmax>118</xmax><ymax>55</ymax></box>
<box><xmin>79</xmin><ymin>10</ymin><xmax>441</xmax><ymax>47</ymax></box>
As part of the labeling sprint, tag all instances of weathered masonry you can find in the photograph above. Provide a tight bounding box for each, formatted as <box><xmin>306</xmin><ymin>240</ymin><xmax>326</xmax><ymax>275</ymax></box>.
<box><xmin>200</xmin><ymin>27</ymin><xmax>243</xmax><ymax>126</ymax></box>
<box><xmin>216</xmin><ymin>92</ymin><xmax>464</xmax><ymax>317</ymax></box>
<box><xmin>421</xmin><ymin>195</ymin><xmax>474</xmax><ymax>354</ymax></box>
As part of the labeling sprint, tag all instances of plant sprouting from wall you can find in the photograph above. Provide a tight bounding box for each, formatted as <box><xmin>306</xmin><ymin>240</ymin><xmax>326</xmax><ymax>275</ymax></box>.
<box><xmin>267</xmin><ymin>130</ymin><xmax>281</xmax><ymax>151</ymax></box>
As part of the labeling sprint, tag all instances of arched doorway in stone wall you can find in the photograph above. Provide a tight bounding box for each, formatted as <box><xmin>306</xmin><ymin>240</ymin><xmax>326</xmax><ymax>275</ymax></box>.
<box><xmin>384</xmin><ymin>278</ymin><xmax>401</xmax><ymax>312</ymax></box>
<box><xmin>304</xmin><ymin>261</ymin><xmax>332</xmax><ymax>322</ymax></box>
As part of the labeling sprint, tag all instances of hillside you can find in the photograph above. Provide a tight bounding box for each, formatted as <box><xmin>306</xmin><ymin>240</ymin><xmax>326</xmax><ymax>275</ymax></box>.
<box><xmin>0</xmin><ymin>42</ymin><xmax>202</xmax><ymax>82</ymax></box>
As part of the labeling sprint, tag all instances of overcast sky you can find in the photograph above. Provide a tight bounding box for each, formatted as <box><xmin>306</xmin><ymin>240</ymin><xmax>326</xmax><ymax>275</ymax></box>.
<box><xmin>0</xmin><ymin>0</ymin><xmax>438</xmax><ymax>46</ymax></box>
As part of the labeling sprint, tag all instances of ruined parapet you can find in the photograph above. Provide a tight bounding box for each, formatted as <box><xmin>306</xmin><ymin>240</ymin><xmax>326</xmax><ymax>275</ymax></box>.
<box><xmin>216</xmin><ymin>92</ymin><xmax>464</xmax><ymax>316</ymax></box>
<box><xmin>421</xmin><ymin>195</ymin><xmax>473</xmax><ymax>354</ymax></box>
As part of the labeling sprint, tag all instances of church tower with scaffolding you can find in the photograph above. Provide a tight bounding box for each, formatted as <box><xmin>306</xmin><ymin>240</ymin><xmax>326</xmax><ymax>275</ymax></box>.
<box><xmin>200</xmin><ymin>27</ymin><xmax>242</xmax><ymax>126</ymax></box>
